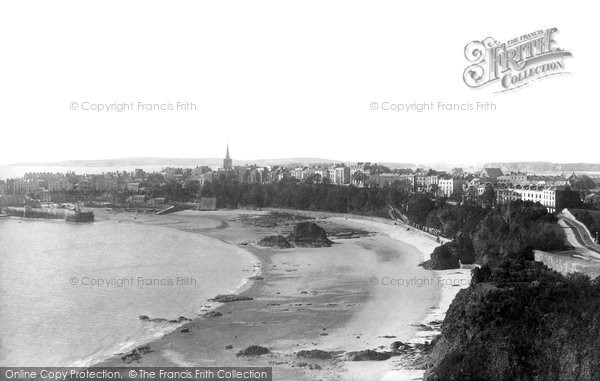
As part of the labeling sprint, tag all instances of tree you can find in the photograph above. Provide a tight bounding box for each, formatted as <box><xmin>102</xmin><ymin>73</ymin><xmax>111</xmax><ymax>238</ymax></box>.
<box><xmin>481</xmin><ymin>185</ymin><xmax>496</xmax><ymax>208</ymax></box>
<box><xmin>574</xmin><ymin>175</ymin><xmax>596</xmax><ymax>191</ymax></box>
<box><xmin>352</xmin><ymin>171</ymin><xmax>367</xmax><ymax>187</ymax></box>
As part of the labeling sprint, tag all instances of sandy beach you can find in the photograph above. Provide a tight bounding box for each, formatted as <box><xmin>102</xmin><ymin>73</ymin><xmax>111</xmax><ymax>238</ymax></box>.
<box><xmin>93</xmin><ymin>208</ymin><xmax>471</xmax><ymax>380</ymax></box>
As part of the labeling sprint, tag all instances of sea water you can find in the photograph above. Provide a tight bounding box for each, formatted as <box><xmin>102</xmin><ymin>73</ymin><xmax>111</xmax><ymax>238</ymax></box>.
<box><xmin>0</xmin><ymin>218</ymin><xmax>256</xmax><ymax>366</ymax></box>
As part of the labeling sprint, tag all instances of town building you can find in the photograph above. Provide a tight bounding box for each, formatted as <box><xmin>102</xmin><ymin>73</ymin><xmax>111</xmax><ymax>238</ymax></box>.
<box><xmin>438</xmin><ymin>176</ymin><xmax>463</xmax><ymax>198</ymax></box>
<box><xmin>481</xmin><ymin>168</ymin><xmax>504</xmax><ymax>183</ymax></box>
<box><xmin>333</xmin><ymin>166</ymin><xmax>351</xmax><ymax>185</ymax></box>
<box><xmin>349</xmin><ymin>163</ymin><xmax>371</xmax><ymax>187</ymax></box>
<box><xmin>127</xmin><ymin>182</ymin><xmax>140</xmax><ymax>193</ymax></box>
<box><xmin>372</xmin><ymin>173</ymin><xmax>403</xmax><ymax>187</ymax></box>
<box><xmin>313</xmin><ymin>167</ymin><xmax>329</xmax><ymax>184</ymax></box>
<box><xmin>128</xmin><ymin>195</ymin><xmax>147</xmax><ymax>204</ymax></box>
<box><xmin>495</xmin><ymin>184</ymin><xmax>581</xmax><ymax>214</ymax></box>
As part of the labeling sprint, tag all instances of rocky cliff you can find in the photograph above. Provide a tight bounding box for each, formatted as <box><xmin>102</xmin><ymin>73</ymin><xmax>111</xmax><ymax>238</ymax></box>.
<box><xmin>423</xmin><ymin>260</ymin><xmax>600</xmax><ymax>381</ymax></box>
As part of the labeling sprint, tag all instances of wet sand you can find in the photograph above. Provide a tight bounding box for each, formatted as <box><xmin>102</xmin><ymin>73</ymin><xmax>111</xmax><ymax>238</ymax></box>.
<box><xmin>93</xmin><ymin>209</ymin><xmax>470</xmax><ymax>380</ymax></box>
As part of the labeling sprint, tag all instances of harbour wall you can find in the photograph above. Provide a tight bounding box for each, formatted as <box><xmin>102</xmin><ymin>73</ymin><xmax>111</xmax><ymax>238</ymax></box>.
<box><xmin>5</xmin><ymin>206</ymin><xmax>66</xmax><ymax>219</ymax></box>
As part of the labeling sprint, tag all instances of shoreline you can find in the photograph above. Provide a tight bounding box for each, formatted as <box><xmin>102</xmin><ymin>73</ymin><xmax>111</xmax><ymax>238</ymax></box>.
<box><xmin>72</xmin><ymin>252</ymin><xmax>263</xmax><ymax>369</ymax></box>
<box><xmin>80</xmin><ymin>210</ymin><xmax>264</xmax><ymax>368</ymax></box>
<box><xmin>320</xmin><ymin>214</ymin><xmax>471</xmax><ymax>380</ymax></box>
<box><xmin>88</xmin><ymin>208</ymin><xmax>469</xmax><ymax>380</ymax></box>
<box><xmin>0</xmin><ymin>214</ymin><xmax>262</xmax><ymax>369</ymax></box>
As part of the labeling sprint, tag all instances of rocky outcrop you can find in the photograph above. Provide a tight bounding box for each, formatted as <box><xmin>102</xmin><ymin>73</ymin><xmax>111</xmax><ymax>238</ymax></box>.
<box><xmin>297</xmin><ymin>349</ymin><xmax>333</xmax><ymax>360</ymax></box>
<box><xmin>390</xmin><ymin>341</ymin><xmax>411</xmax><ymax>351</ymax></box>
<box><xmin>236</xmin><ymin>345</ymin><xmax>270</xmax><ymax>357</ymax></box>
<box><xmin>295</xmin><ymin>362</ymin><xmax>322</xmax><ymax>370</ymax></box>
<box><xmin>257</xmin><ymin>235</ymin><xmax>292</xmax><ymax>248</ymax></box>
<box><xmin>420</xmin><ymin>244</ymin><xmax>459</xmax><ymax>270</ymax></box>
<box><xmin>287</xmin><ymin>222</ymin><xmax>333</xmax><ymax>247</ymax></box>
<box><xmin>208</xmin><ymin>294</ymin><xmax>253</xmax><ymax>303</ymax></box>
<box><xmin>120</xmin><ymin>344</ymin><xmax>152</xmax><ymax>364</ymax></box>
<box><xmin>421</xmin><ymin>234</ymin><xmax>476</xmax><ymax>270</ymax></box>
<box><xmin>138</xmin><ymin>315</ymin><xmax>190</xmax><ymax>323</ymax></box>
<box><xmin>424</xmin><ymin>260</ymin><xmax>600</xmax><ymax>381</ymax></box>
<box><xmin>344</xmin><ymin>350</ymin><xmax>392</xmax><ymax>361</ymax></box>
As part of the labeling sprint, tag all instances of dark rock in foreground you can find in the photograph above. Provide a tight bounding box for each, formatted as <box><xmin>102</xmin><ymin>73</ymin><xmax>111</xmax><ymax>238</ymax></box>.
<box><xmin>421</xmin><ymin>233</ymin><xmax>476</xmax><ymax>270</ymax></box>
<box><xmin>345</xmin><ymin>350</ymin><xmax>392</xmax><ymax>361</ymax></box>
<box><xmin>420</xmin><ymin>244</ymin><xmax>459</xmax><ymax>270</ymax></box>
<box><xmin>138</xmin><ymin>315</ymin><xmax>190</xmax><ymax>324</ymax></box>
<box><xmin>236</xmin><ymin>345</ymin><xmax>270</xmax><ymax>357</ymax></box>
<box><xmin>295</xmin><ymin>362</ymin><xmax>321</xmax><ymax>370</ymax></box>
<box><xmin>424</xmin><ymin>260</ymin><xmax>600</xmax><ymax>381</ymax></box>
<box><xmin>258</xmin><ymin>235</ymin><xmax>292</xmax><ymax>248</ymax></box>
<box><xmin>297</xmin><ymin>349</ymin><xmax>333</xmax><ymax>360</ymax></box>
<box><xmin>120</xmin><ymin>344</ymin><xmax>151</xmax><ymax>364</ymax></box>
<box><xmin>209</xmin><ymin>294</ymin><xmax>254</xmax><ymax>303</ymax></box>
<box><xmin>390</xmin><ymin>341</ymin><xmax>410</xmax><ymax>351</ymax></box>
<box><xmin>287</xmin><ymin>222</ymin><xmax>333</xmax><ymax>247</ymax></box>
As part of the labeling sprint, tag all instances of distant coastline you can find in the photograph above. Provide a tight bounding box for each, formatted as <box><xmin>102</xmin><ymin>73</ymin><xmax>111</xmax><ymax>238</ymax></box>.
<box><xmin>6</xmin><ymin>158</ymin><xmax>600</xmax><ymax>171</ymax></box>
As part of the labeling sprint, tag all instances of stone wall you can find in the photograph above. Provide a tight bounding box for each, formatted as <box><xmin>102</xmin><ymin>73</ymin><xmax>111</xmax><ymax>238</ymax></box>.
<box><xmin>535</xmin><ymin>250</ymin><xmax>600</xmax><ymax>279</ymax></box>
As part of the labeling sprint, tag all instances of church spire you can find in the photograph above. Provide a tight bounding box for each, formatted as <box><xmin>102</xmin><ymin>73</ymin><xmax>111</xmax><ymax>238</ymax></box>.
<box><xmin>223</xmin><ymin>144</ymin><xmax>233</xmax><ymax>170</ymax></box>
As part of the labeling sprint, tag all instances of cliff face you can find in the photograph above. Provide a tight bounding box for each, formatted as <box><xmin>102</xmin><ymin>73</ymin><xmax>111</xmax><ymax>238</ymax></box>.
<box><xmin>424</xmin><ymin>260</ymin><xmax>600</xmax><ymax>381</ymax></box>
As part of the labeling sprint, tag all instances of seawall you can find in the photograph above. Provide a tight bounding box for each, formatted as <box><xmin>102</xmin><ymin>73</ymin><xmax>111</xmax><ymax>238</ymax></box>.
<box><xmin>5</xmin><ymin>206</ymin><xmax>66</xmax><ymax>219</ymax></box>
<box><xmin>535</xmin><ymin>250</ymin><xmax>600</xmax><ymax>279</ymax></box>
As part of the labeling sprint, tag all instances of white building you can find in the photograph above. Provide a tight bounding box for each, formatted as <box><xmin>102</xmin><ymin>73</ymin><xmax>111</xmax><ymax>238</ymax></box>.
<box><xmin>496</xmin><ymin>186</ymin><xmax>561</xmax><ymax>213</ymax></box>
<box><xmin>438</xmin><ymin>178</ymin><xmax>463</xmax><ymax>198</ymax></box>
<box><xmin>334</xmin><ymin>166</ymin><xmax>350</xmax><ymax>185</ymax></box>
<box><xmin>512</xmin><ymin>187</ymin><xmax>558</xmax><ymax>213</ymax></box>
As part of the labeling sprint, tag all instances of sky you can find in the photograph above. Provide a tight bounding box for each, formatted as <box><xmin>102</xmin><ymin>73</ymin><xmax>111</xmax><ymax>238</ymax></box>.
<box><xmin>0</xmin><ymin>1</ymin><xmax>597</xmax><ymax>167</ymax></box>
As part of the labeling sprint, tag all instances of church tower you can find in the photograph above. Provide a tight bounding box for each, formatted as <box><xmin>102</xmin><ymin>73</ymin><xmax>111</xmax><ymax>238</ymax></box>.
<box><xmin>223</xmin><ymin>145</ymin><xmax>232</xmax><ymax>170</ymax></box>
